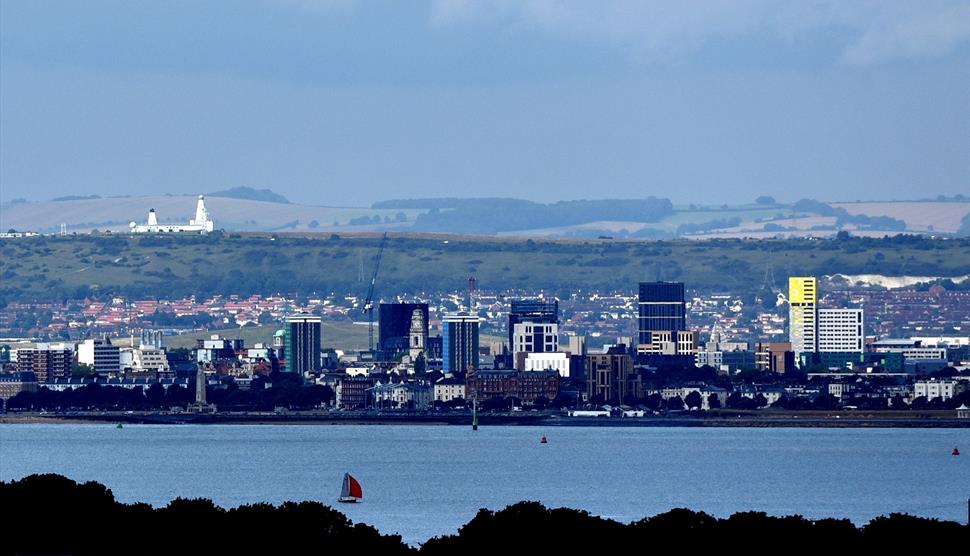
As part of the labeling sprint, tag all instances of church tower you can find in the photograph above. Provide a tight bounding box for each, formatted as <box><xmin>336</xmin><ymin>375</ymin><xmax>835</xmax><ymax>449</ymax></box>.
<box><xmin>409</xmin><ymin>308</ymin><xmax>426</xmax><ymax>360</ymax></box>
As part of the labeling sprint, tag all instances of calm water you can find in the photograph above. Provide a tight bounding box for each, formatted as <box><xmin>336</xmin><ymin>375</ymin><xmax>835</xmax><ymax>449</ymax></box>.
<box><xmin>1</xmin><ymin>424</ymin><xmax>968</xmax><ymax>544</ymax></box>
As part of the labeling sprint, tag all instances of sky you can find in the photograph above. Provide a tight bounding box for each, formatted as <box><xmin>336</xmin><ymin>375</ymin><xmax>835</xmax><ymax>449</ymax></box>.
<box><xmin>1</xmin><ymin>0</ymin><xmax>968</xmax><ymax>207</ymax></box>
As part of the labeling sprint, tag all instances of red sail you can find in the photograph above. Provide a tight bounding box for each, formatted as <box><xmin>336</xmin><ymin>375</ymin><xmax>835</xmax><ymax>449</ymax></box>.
<box><xmin>348</xmin><ymin>475</ymin><xmax>363</xmax><ymax>499</ymax></box>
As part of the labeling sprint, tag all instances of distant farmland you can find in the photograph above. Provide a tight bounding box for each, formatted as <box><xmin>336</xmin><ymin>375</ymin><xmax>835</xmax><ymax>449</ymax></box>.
<box><xmin>3</xmin><ymin>195</ymin><xmax>966</xmax><ymax>237</ymax></box>
<box><xmin>0</xmin><ymin>195</ymin><xmax>423</xmax><ymax>234</ymax></box>
<box><xmin>831</xmin><ymin>202</ymin><xmax>969</xmax><ymax>233</ymax></box>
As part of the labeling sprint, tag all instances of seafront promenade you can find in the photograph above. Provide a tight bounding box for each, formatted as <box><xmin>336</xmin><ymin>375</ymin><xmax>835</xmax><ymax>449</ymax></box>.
<box><xmin>3</xmin><ymin>409</ymin><xmax>967</xmax><ymax>428</ymax></box>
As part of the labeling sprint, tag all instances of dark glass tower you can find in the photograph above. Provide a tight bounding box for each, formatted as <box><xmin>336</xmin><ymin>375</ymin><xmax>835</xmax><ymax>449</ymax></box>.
<box><xmin>637</xmin><ymin>282</ymin><xmax>686</xmax><ymax>345</ymax></box>
<box><xmin>379</xmin><ymin>303</ymin><xmax>429</xmax><ymax>355</ymax></box>
<box><xmin>285</xmin><ymin>314</ymin><xmax>321</xmax><ymax>374</ymax></box>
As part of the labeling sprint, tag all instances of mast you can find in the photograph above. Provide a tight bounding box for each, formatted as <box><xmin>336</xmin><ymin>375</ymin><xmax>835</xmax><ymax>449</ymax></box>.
<box><xmin>472</xmin><ymin>397</ymin><xmax>478</xmax><ymax>431</ymax></box>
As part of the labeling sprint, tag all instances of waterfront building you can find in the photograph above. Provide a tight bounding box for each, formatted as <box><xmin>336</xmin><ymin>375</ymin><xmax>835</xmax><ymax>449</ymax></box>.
<box><xmin>337</xmin><ymin>375</ymin><xmax>375</xmax><ymax>409</ymax></box>
<box><xmin>585</xmin><ymin>352</ymin><xmax>642</xmax><ymax>403</ymax></box>
<box><xmin>914</xmin><ymin>379</ymin><xmax>965</xmax><ymax>402</ymax></box>
<box><xmin>0</xmin><ymin>372</ymin><xmax>39</xmax><ymax>402</ymax></box>
<box><xmin>442</xmin><ymin>312</ymin><xmax>481</xmax><ymax>375</ymax></box>
<box><xmin>15</xmin><ymin>343</ymin><xmax>73</xmax><ymax>383</ymax></box>
<box><xmin>285</xmin><ymin>314</ymin><xmax>322</xmax><ymax>374</ymax></box>
<box><xmin>466</xmin><ymin>370</ymin><xmax>559</xmax><ymax>404</ymax></box>
<box><xmin>367</xmin><ymin>382</ymin><xmax>432</xmax><ymax>409</ymax></box>
<box><xmin>433</xmin><ymin>377</ymin><xmax>466</xmax><ymax>403</ymax></box>
<box><xmin>76</xmin><ymin>337</ymin><xmax>120</xmax><ymax>374</ymax></box>
<box><xmin>788</xmin><ymin>277</ymin><xmax>818</xmax><ymax>366</ymax></box>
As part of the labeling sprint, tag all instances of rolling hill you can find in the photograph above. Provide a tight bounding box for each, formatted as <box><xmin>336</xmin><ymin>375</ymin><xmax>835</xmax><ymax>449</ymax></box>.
<box><xmin>0</xmin><ymin>195</ymin><xmax>423</xmax><ymax>234</ymax></box>
<box><xmin>1</xmin><ymin>195</ymin><xmax>967</xmax><ymax>237</ymax></box>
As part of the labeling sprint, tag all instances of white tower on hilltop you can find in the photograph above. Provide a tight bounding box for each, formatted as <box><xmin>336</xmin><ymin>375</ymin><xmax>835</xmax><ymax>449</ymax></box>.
<box><xmin>190</xmin><ymin>195</ymin><xmax>214</xmax><ymax>233</ymax></box>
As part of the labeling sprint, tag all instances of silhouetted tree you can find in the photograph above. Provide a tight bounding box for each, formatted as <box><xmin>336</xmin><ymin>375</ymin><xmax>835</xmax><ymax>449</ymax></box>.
<box><xmin>684</xmin><ymin>391</ymin><xmax>703</xmax><ymax>410</ymax></box>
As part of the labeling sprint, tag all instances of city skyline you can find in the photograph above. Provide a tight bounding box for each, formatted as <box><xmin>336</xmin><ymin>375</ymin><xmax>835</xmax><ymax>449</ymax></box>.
<box><xmin>2</xmin><ymin>3</ymin><xmax>969</xmax><ymax>548</ymax></box>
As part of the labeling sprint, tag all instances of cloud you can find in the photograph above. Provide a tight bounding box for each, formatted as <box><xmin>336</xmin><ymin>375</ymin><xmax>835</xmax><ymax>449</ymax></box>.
<box><xmin>429</xmin><ymin>0</ymin><xmax>970</xmax><ymax>65</ymax></box>
<box><xmin>840</xmin><ymin>2</ymin><xmax>970</xmax><ymax>65</ymax></box>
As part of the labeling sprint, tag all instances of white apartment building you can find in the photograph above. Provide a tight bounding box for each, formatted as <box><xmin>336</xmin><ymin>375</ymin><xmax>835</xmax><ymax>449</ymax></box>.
<box><xmin>817</xmin><ymin>308</ymin><xmax>864</xmax><ymax>353</ymax></box>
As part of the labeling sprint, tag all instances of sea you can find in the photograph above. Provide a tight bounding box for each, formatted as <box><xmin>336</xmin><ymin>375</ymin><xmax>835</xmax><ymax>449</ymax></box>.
<box><xmin>1</xmin><ymin>424</ymin><xmax>967</xmax><ymax>545</ymax></box>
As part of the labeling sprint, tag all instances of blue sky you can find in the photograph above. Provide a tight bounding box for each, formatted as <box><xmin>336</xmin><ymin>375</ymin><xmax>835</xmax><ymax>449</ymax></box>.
<box><xmin>1</xmin><ymin>1</ymin><xmax>968</xmax><ymax>206</ymax></box>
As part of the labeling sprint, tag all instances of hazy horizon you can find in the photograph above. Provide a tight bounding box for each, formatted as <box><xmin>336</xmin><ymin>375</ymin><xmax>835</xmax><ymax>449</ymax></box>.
<box><xmin>2</xmin><ymin>1</ymin><xmax>968</xmax><ymax>206</ymax></box>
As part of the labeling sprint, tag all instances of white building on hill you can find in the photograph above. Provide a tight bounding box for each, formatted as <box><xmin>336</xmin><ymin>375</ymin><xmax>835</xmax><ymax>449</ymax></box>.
<box><xmin>130</xmin><ymin>195</ymin><xmax>214</xmax><ymax>234</ymax></box>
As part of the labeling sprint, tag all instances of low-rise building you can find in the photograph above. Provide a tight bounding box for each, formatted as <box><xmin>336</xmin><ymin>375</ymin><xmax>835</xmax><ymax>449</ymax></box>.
<box><xmin>755</xmin><ymin>342</ymin><xmax>794</xmax><ymax>373</ymax></box>
<box><xmin>337</xmin><ymin>375</ymin><xmax>375</xmax><ymax>409</ymax></box>
<box><xmin>368</xmin><ymin>382</ymin><xmax>432</xmax><ymax>409</ymax></box>
<box><xmin>467</xmin><ymin>370</ymin><xmax>559</xmax><ymax>404</ymax></box>
<box><xmin>0</xmin><ymin>372</ymin><xmax>39</xmax><ymax>401</ymax></box>
<box><xmin>434</xmin><ymin>377</ymin><xmax>466</xmax><ymax>403</ymax></box>
<box><xmin>828</xmin><ymin>382</ymin><xmax>854</xmax><ymax>399</ymax></box>
<box><xmin>914</xmin><ymin>379</ymin><xmax>965</xmax><ymax>401</ymax></box>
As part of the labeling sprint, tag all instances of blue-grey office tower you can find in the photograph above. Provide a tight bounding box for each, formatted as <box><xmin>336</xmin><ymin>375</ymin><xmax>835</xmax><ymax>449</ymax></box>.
<box><xmin>637</xmin><ymin>282</ymin><xmax>686</xmax><ymax>346</ymax></box>
<box><xmin>442</xmin><ymin>312</ymin><xmax>480</xmax><ymax>375</ymax></box>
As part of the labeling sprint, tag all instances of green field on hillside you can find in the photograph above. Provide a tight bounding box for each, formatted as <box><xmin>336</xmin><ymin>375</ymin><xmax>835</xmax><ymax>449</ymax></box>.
<box><xmin>1</xmin><ymin>233</ymin><xmax>967</xmax><ymax>304</ymax></box>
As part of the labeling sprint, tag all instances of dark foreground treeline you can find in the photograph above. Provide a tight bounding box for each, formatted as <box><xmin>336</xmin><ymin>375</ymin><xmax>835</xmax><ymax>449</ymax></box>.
<box><xmin>1</xmin><ymin>475</ymin><xmax>966</xmax><ymax>555</ymax></box>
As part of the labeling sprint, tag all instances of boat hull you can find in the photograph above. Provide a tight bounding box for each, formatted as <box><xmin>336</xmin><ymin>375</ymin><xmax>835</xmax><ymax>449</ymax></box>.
<box><xmin>338</xmin><ymin>497</ymin><xmax>361</xmax><ymax>503</ymax></box>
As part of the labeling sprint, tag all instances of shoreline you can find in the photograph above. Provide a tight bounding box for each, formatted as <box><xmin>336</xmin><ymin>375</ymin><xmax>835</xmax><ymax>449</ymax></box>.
<box><xmin>3</xmin><ymin>410</ymin><xmax>968</xmax><ymax>428</ymax></box>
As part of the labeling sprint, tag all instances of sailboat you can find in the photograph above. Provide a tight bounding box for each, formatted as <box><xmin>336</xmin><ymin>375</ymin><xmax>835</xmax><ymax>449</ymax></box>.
<box><xmin>338</xmin><ymin>473</ymin><xmax>363</xmax><ymax>503</ymax></box>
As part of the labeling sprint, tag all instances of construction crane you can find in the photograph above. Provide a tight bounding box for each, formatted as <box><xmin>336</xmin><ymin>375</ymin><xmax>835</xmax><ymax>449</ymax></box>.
<box><xmin>363</xmin><ymin>233</ymin><xmax>388</xmax><ymax>352</ymax></box>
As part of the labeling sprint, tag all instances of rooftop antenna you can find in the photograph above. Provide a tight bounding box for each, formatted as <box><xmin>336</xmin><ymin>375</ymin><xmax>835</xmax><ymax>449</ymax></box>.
<box><xmin>467</xmin><ymin>276</ymin><xmax>477</xmax><ymax>312</ymax></box>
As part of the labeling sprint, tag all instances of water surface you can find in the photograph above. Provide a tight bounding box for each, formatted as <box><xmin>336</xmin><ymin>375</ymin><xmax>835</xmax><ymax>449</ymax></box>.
<box><xmin>1</xmin><ymin>424</ymin><xmax>967</xmax><ymax>544</ymax></box>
